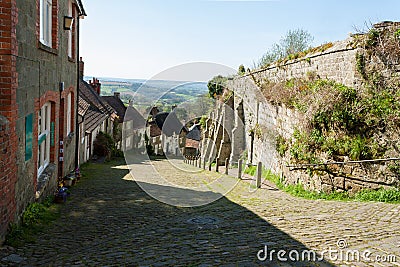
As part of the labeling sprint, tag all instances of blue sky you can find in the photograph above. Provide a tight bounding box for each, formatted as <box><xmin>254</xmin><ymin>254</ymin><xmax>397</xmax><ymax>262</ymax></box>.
<box><xmin>80</xmin><ymin>0</ymin><xmax>400</xmax><ymax>80</ymax></box>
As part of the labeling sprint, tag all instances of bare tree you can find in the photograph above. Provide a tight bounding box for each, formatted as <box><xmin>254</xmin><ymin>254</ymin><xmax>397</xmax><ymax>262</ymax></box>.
<box><xmin>257</xmin><ymin>29</ymin><xmax>314</xmax><ymax>67</ymax></box>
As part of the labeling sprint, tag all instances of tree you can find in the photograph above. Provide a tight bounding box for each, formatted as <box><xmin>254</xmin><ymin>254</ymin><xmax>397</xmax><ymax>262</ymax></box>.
<box><xmin>258</xmin><ymin>29</ymin><xmax>314</xmax><ymax>67</ymax></box>
<box><xmin>238</xmin><ymin>64</ymin><xmax>246</xmax><ymax>75</ymax></box>
<box><xmin>207</xmin><ymin>75</ymin><xmax>228</xmax><ymax>98</ymax></box>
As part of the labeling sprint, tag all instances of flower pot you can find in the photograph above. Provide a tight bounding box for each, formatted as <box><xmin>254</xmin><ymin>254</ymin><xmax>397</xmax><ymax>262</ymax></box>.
<box><xmin>64</xmin><ymin>179</ymin><xmax>73</xmax><ymax>187</ymax></box>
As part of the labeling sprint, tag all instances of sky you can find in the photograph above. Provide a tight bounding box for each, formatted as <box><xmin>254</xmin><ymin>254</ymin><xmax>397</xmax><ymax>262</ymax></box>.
<box><xmin>80</xmin><ymin>0</ymin><xmax>400</xmax><ymax>81</ymax></box>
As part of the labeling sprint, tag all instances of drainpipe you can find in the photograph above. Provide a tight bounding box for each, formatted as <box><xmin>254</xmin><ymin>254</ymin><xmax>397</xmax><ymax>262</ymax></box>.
<box><xmin>75</xmin><ymin>12</ymin><xmax>82</xmax><ymax>170</ymax></box>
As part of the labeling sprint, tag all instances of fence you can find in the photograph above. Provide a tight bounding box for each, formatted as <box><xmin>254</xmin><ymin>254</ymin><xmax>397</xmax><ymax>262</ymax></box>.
<box><xmin>183</xmin><ymin>157</ymin><xmax>265</xmax><ymax>188</ymax></box>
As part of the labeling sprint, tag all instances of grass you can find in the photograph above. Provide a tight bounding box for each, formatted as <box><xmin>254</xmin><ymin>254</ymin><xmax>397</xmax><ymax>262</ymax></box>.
<box><xmin>355</xmin><ymin>188</ymin><xmax>400</xmax><ymax>203</ymax></box>
<box><xmin>243</xmin><ymin>165</ymin><xmax>257</xmax><ymax>176</ymax></box>
<box><xmin>244</xmin><ymin>166</ymin><xmax>400</xmax><ymax>204</ymax></box>
<box><xmin>5</xmin><ymin>196</ymin><xmax>61</xmax><ymax>247</ymax></box>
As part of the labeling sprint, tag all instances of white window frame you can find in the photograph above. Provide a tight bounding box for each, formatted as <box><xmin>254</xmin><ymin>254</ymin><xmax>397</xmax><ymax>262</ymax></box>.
<box><xmin>38</xmin><ymin>102</ymin><xmax>51</xmax><ymax>176</ymax></box>
<box><xmin>40</xmin><ymin>0</ymin><xmax>53</xmax><ymax>47</ymax></box>
<box><xmin>66</xmin><ymin>93</ymin><xmax>72</xmax><ymax>135</ymax></box>
<box><xmin>67</xmin><ymin>0</ymin><xmax>73</xmax><ymax>57</ymax></box>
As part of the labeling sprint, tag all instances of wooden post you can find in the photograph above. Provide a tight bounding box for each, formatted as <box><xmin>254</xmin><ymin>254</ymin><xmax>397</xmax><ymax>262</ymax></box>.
<box><xmin>225</xmin><ymin>158</ymin><xmax>229</xmax><ymax>175</ymax></box>
<box><xmin>238</xmin><ymin>159</ymin><xmax>243</xmax><ymax>179</ymax></box>
<box><xmin>216</xmin><ymin>158</ymin><xmax>219</xmax><ymax>172</ymax></box>
<box><xmin>198</xmin><ymin>157</ymin><xmax>202</xmax><ymax>168</ymax></box>
<box><xmin>256</xmin><ymin>161</ymin><xmax>262</xmax><ymax>188</ymax></box>
<box><xmin>208</xmin><ymin>161</ymin><xmax>212</xmax><ymax>171</ymax></box>
<box><xmin>203</xmin><ymin>158</ymin><xmax>206</xmax><ymax>170</ymax></box>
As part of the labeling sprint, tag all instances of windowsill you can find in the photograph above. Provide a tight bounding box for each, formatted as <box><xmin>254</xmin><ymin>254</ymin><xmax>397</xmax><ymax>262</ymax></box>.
<box><xmin>36</xmin><ymin>163</ymin><xmax>57</xmax><ymax>199</ymax></box>
<box><xmin>38</xmin><ymin>42</ymin><xmax>58</xmax><ymax>55</ymax></box>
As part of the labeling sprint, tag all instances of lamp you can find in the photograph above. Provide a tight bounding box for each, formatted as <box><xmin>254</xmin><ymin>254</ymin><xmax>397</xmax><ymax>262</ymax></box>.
<box><xmin>64</xmin><ymin>16</ymin><xmax>74</xmax><ymax>30</ymax></box>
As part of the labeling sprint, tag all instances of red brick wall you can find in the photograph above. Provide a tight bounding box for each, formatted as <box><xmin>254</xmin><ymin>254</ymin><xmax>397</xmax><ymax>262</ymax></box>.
<box><xmin>0</xmin><ymin>119</ymin><xmax>16</xmax><ymax>243</ymax></box>
<box><xmin>0</xmin><ymin>0</ymin><xmax>18</xmax><ymax>243</ymax></box>
<box><xmin>51</xmin><ymin>0</ymin><xmax>59</xmax><ymax>50</ymax></box>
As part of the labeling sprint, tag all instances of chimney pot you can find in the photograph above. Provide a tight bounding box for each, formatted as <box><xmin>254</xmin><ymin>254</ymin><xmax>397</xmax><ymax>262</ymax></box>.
<box><xmin>79</xmin><ymin>58</ymin><xmax>85</xmax><ymax>78</ymax></box>
<box><xmin>114</xmin><ymin>92</ymin><xmax>121</xmax><ymax>99</ymax></box>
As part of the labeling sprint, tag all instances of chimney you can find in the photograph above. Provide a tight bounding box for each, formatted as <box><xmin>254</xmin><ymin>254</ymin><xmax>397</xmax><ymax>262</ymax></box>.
<box><xmin>114</xmin><ymin>92</ymin><xmax>121</xmax><ymax>99</ymax></box>
<box><xmin>89</xmin><ymin>77</ymin><xmax>101</xmax><ymax>95</ymax></box>
<box><xmin>79</xmin><ymin>57</ymin><xmax>84</xmax><ymax>78</ymax></box>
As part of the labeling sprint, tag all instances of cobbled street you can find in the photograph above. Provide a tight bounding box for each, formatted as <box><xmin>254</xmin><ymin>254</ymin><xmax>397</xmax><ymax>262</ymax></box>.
<box><xmin>1</xmin><ymin>158</ymin><xmax>399</xmax><ymax>266</ymax></box>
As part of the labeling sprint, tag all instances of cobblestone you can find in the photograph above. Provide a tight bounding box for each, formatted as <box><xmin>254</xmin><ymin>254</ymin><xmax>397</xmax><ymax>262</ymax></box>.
<box><xmin>1</xmin><ymin>159</ymin><xmax>399</xmax><ymax>266</ymax></box>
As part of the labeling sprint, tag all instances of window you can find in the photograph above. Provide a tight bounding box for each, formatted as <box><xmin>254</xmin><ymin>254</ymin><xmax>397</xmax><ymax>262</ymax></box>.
<box><xmin>40</xmin><ymin>0</ymin><xmax>53</xmax><ymax>47</ymax></box>
<box><xmin>66</xmin><ymin>93</ymin><xmax>72</xmax><ymax>135</ymax></box>
<box><xmin>38</xmin><ymin>102</ymin><xmax>51</xmax><ymax>176</ymax></box>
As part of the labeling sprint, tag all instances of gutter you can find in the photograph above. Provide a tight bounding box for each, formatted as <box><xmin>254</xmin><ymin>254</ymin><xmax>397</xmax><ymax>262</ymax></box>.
<box><xmin>76</xmin><ymin>0</ymin><xmax>87</xmax><ymax>16</ymax></box>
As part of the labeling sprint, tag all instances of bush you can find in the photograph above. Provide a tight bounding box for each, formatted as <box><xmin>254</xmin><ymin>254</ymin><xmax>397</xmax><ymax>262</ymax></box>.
<box><xmin>93</xmin><ymin>131</ymin><xmax>123</xmax><ymax>159</ymax></box>
<box><xmin>238</xmin><ymin>64</ymin><xmax>246</xmax><ymax>75</ymax></box>
<box><xmin>207</xmin><ymin>75</ymin><xmax>228</xmax><ymax>98</ymax></box>
<box><xmin>93</xmin><ymin>131</ymin><xmax>113</xmax><ymax>157</ymax></box>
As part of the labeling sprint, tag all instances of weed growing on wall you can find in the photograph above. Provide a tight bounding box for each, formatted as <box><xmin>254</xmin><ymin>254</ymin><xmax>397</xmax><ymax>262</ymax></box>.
<box><xmin>265</xmin><ymin>76</ymin><xmax>399</xmax><ymax>164</ymax></box>
<box><xmin>5</xmin><ymin>197</ymin><xmax>60</xmax><ymax>247</ymax></box>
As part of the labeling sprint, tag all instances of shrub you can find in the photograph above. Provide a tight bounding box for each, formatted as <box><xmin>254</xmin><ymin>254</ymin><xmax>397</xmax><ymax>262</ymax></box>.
<box><xmin>238</xmin><ymin>64</ymin><xmax>246</xmax><ymax>75</ymax></box>
<box><xmin>207</xmin><ymin>75</ymin><xmax>228</xmax><ymax>98</ymax></box>
<box><xmin>93</xmin><ymin>131</ymin><xmax>113</xmax><ymax>157</ymax></box>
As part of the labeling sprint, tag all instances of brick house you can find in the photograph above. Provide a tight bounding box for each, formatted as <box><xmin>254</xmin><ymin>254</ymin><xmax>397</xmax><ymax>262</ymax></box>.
<box><xmin>183</xmin><ymin>124</ymin><xmax>201</xmax><ymax>159</ymax></box>
<box><xmin>0</xmin><ymin>0</ymin><xmax>86</xmax><ymax>243</ymax></box>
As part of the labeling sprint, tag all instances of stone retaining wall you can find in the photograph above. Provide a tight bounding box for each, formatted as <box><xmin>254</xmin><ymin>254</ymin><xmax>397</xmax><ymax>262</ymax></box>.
<box><xmin>203</xmin><ymin>22</ymin><xmax>400</xmax><ymax>193</ymax></box>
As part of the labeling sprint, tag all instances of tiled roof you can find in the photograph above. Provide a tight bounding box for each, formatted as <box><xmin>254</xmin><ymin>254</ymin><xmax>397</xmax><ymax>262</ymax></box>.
<box><xmin>79</xmin><ymin>79</ymin><xmax>115</xmax><ymax>116</ymax></box>
<box><xmin>186</xmin><ymin>124</ymin><xmax>201</xmax><ymax>141</ymax></box>
<box><xmin>125</xmin><ymin>105</ymin><xmax>146</xmax><ymax>130</ymax></box>
<box><xmin>154</xmin><ymin>112</ymin><xmax>184</xmax><ymax>137</ymax></box>
<box><xmin>84</xmin><ymin>106</ymin><xmax>107</xmax><ymax>133</ymax></box>
<box><xmin>79</xmin><ymin>78</ymin><xmax>116</xmax><ymax>133</ymax></box>
<box><xmin>78</xmin><ymin>97</ymin><xmax>90</xmax><ymax>117</ymax></box>
<box><xmin>102</xmin><ymin>96</ymin><xmax>126</xmax><ymax>123</ymax></box>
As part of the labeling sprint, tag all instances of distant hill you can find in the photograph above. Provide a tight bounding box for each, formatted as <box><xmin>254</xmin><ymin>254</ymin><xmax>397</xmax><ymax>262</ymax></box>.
<box><xmin>89</xmin><ymin>77</ymin><xmax>212</xmax><ymax>118</ymax></box>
